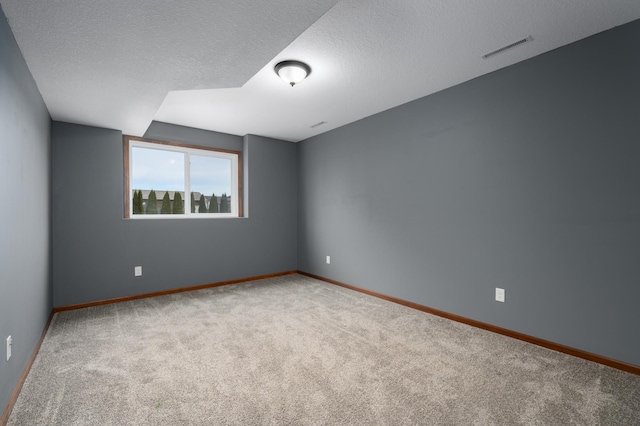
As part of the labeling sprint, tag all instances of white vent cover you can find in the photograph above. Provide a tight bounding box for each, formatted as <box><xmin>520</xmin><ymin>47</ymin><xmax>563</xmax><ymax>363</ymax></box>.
<box><xmin>482</xmin><ymin>36</ymin><xmax>533</xmax><ymax>59</ymax></box>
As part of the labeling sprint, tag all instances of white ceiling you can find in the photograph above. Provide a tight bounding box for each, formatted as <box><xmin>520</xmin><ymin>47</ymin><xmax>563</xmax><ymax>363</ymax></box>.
<box><xmin>3</xmin><ymin>0</ymin><xmax>640</xmax><ymax>142</ymax></box>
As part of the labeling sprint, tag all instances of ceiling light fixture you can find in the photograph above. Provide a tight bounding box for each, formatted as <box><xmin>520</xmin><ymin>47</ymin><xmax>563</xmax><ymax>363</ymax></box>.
<box><xmin>275</xmin><ymin>60</ymin><xmax>311</xmax><ymax>87</ymax></box>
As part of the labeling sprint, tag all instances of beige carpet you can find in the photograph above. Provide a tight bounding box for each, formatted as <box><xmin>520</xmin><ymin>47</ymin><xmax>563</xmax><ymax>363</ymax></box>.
<box><xmin>7</xmin><ymin>274</ymin><xmax>640</xmax><ymax>425</ymax></box>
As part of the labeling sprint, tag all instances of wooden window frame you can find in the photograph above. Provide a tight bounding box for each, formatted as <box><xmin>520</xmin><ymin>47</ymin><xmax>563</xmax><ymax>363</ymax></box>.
<box><xmin>123</xmin><ymin>135</ymin><xmax>243</xmax><ymax>218</ymax></box>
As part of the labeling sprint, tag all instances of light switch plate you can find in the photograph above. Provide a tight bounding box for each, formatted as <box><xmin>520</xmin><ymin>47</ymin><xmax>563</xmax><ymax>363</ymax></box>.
<box><xmin>6</xmin><ymin>336</ymin><xmax>12</xmax><ymax>361</ymax></box>
<box><xmin>495</xmin><ymin>288</ymin><xmax>505</xmax><ymax>303</ymax></box>
<box><xmin>134</xmin><ymin>266</ymin><xmax>142</xmax><ymax>277</ymax></box>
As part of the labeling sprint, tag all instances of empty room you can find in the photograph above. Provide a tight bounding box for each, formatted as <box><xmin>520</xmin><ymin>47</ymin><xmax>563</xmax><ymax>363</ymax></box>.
<box><xmin>1</xmin><ymin>0</ymin><xmax>639</xmax><ymax>424</ymax></box>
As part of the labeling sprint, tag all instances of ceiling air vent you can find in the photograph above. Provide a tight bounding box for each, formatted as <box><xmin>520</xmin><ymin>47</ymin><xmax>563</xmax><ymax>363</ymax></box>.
<box><xmin>310</xmin><ymin>121</ymin><xmax>327</xmax><ymax>129</ymax></box>
<box><xmin>482</xmin><ymin>36</ymin><xmax>533</xmax><ymax>59</ymax></box>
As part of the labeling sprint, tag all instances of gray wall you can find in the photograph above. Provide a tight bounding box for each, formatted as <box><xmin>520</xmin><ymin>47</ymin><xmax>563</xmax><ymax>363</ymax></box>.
<box><xmin>0</xmin><ymin>6</ymin><xmax>52</xmax><ymax>415</ymax></box>
<box><xmin>298</xmin><ymin>20</ymin><xmax>640</xmax><ymax>366</ymax></box>
<box><xmin>52</xmin><ymin>122</ymin><xmax>297</xmax><ymax>306</ymax></box>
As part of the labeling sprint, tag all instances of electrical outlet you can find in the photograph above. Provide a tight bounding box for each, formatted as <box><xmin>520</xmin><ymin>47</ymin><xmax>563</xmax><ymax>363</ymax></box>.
<box><xmin>326</xmin><ymin>256</ymin><xmax>331</xmax><ymax>265</ymax></box>
<box><xmin>134</xmin><ymin>266</ymin><xmax>142</xmax><ymax>277</ymax></box>
<box><xmin>495</xmin><ymin>288</ymin><xmax>505</xmax><ymax>303</ymax></box>
<box><xmin>6</xmin><ymin>336</ymin><xmax>12</xmax><ymax>361</ymax></box>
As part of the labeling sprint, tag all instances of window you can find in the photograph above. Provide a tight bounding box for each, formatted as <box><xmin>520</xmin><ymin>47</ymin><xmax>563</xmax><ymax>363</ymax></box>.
<box><xmin>124</xmin><ymin>136</ymin><xmax>242</xmax><ymax>218</ymax></box>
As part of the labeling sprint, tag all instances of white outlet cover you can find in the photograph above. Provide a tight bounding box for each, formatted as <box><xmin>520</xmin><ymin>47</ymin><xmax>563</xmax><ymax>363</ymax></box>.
<box><xmin>495</xmin><ymin>288</ymin><xmax>505</xmax><ymax>303</ymax></box>
<box><xmin>134</xmin><ymin>266</ymin><xmax>142</xmax><ymax>277</ymax></box>
<box><xmin>326</xmin><ymin>256</ymin><xmax>331</xmax><ymax>265</ymax></box>
<box><xmin>6</xmin><ymin>336</ymin><xmax>12</xmax><ymax>361</ymax></box>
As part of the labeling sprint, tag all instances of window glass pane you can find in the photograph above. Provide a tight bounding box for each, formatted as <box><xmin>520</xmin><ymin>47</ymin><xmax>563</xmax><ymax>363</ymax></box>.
<box><xmin>190</xmin><ymin>155</ymin><xmax>232</xmax><ymax>214</ymax></box>
<box><xmin>131</xmin><ymin>147</ymin><xmax>185</xmax><ymax>215</ymax></box>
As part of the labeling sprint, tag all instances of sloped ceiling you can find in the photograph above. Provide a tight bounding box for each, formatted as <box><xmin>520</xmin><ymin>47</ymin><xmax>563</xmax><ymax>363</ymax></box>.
<box><xmin>2</xmin><ymin>0</ymin><xmax>640</xmax><ymax>141</ymax></box>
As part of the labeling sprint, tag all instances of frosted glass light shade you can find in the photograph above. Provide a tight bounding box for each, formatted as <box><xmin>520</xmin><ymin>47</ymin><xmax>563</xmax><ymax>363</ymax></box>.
<box><xmin>275</xmin><ymin>61</ymin><xmax>311</xmax><ymax>86</ymax></box>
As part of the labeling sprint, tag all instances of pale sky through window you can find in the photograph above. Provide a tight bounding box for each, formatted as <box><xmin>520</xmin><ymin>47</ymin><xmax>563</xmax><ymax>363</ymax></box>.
<box><xmin>190</xmin><ymin>155</ymin><xmax>231</xmax><ymax>196</ymax></box>
<box><xmin>132</xmin><ymin>147</ymin><xmax>231</xmax><ymax>195</ymax></box>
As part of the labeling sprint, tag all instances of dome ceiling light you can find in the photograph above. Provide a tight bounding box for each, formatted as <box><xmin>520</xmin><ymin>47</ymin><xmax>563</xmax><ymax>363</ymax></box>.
<box><xmin>275</xmin><ymin>60</ymin><xmax>311</xmax><ymax>87</ymax></box>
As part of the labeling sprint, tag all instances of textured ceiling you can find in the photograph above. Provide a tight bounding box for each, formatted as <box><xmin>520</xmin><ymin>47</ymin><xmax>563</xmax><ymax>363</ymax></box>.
<box><xmin>3</xmin><ymin>0</ymin><xmax>640</xmax><ymax>142</ymax></box>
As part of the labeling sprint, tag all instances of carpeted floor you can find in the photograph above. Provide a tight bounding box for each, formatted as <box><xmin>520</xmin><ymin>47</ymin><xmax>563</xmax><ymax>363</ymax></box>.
<box><xmin>7</xmin><ymin>274</ymin><xmax>640</xmax><ymax>425</ymax></box>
